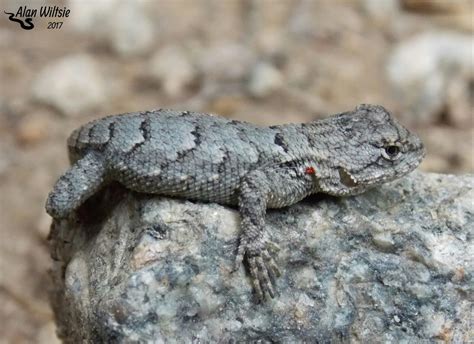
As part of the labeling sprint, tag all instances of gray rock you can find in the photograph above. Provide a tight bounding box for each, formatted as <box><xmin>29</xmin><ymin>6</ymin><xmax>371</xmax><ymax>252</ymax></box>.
<box><xmin>31</xmin><ymin>55</ymin><xmax>106</xmax><ymax>117</ymax></box>
<box><xmin>49</xmin><ymin>172</ymin><xmax>473</xmax><ymax>342</ymax></box>
<box><xmin>386</xmin><ymin>31</ymin><xmax>473</xmax><ymax>125</ymax></box>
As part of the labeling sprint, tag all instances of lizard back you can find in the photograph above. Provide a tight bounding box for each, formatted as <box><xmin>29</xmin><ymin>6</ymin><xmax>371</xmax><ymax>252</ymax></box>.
<box><xmin>66</xmin><ymin>109</ymin><xmax>296</xmax><ymax>204</ymax></box>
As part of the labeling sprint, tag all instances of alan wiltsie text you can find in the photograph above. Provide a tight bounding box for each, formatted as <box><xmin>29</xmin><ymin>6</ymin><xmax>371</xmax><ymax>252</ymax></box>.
<box><xmin>46</xmin><ymin>104</ymin><xmax>425</xmax><ymax>300</ymax></box>
<box><xmin>10</xmin><ymin>6</ymin><xmax>70</xmax><ymax>18</ymax></box>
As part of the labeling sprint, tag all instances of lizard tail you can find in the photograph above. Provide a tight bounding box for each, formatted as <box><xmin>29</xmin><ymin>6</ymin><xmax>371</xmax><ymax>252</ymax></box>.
<box><xmin>46</xmin><ymin>151</ymin><xmax>108</xmax><ymax>218</ymax></box>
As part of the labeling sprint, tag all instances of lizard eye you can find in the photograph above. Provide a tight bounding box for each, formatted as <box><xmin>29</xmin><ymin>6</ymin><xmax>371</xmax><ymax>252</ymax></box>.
<box><xmin>382</xmin><ymin>144</ymin><xmax>401</xmax><ymax>160</ymax></box>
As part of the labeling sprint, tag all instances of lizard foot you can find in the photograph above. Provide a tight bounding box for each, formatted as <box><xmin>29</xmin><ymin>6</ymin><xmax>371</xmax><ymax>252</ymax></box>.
<box><xmin>234</xmin><ymin>237</ymin><xmax>280</xmax><ymax>269</ymax></box>
<box><xmin>234</xmin><ymin>238</ymin><xmax>281</xmax><ymax>301</ymax></box>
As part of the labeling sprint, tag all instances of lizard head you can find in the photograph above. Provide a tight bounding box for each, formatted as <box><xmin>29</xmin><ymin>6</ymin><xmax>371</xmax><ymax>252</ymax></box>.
<box><xmin>318</xmin><ymin>104</ymin><xmax>425</xmax><ymax>196</ymax></box>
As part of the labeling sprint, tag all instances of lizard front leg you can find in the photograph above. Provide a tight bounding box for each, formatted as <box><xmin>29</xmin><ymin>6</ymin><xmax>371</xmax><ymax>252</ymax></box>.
<box><xmin>235</xmin><ymin>169</ymin><xmax>281</xmax><ymax>301</ymax></box>
<box><xmin>235</xmin><ymin>162</ymin><xmax>317</xmax><ymax>300</ymax></box>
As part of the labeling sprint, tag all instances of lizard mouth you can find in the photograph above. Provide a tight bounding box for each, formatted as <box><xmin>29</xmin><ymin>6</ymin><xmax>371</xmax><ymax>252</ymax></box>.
<box><xmin>338</xmin><ymin>167</ymin><xmax>359</xmax><ymax>187</ymax></box>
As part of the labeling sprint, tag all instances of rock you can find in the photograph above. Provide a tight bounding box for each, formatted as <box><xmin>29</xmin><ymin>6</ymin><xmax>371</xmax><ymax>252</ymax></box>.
<box><xmin>148</xmin><ymin>46</ymin><xmax>196</xmax><ymax>97</ymax></box>
<box><xmin>248</xmin><ymin>62</ymin><xmax>284</xmax><ymax>98</ymax></box>
<box><xmin>68</xmin><ymin>0</ymin><xmax>154</xmax><ymax>57</ymax></box>
<box><xmin>49</xmin><ymin>172</ymin><xmax>473</xmax><ymax>342</ymax></box>
<box><xmin>386</xmin><ymin>31</ymin><xmax>473</xmax><ymax>125</ymax></box>
<box><xmin>31</xmin><ymin>55</ymin><xmax>106</xmax><ymax>117</ymax></box>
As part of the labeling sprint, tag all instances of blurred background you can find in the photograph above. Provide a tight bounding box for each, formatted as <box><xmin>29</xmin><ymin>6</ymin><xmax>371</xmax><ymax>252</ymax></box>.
<box><xmin>0</xmin><ymin>0</ymin><xmax>472</xmax><ymax>342</ymax></box>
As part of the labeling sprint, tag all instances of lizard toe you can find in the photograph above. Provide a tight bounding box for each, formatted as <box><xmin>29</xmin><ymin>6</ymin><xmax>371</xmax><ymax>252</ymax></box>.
<box><xmin>255</xmin><ymin>256</ymin><xmax>276</xmax><ymax>299</ymax></box>
<box><xmin>248</xmin><ymin>256</ymin><xmax>265</xmax><ymax>301</ymax></box>
<box><xmin>262</xmin><ymin>249</ymin><xmax>281</xmax><ymax>278</ymax></box>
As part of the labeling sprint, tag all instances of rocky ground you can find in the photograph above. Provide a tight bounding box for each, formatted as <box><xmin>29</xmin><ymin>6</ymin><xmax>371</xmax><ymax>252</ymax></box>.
<box><xmin>0</xmin><ymin>0</ymin><xmax>472</xmax><ymax>342</ymax></box>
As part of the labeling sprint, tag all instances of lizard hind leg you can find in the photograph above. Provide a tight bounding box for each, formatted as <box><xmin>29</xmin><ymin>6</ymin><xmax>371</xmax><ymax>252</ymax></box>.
<box><xmin>46</xmin><ymin>151</ymin><xmax>108</xmax><ymax>219</ymax></box>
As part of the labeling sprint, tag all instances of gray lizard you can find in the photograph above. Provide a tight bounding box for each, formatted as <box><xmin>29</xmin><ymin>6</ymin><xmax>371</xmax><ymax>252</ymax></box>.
<box><xmin>46</xmin><ymin>104</ymin><xmax>425</xmax><ymax>300</ymax></box>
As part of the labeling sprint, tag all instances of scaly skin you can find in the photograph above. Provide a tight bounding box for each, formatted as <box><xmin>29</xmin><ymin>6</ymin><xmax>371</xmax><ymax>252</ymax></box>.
<box><xmin>46</xmin><ymin>104</ymin><xmax>425</xmax><ymax>300</ymax></box>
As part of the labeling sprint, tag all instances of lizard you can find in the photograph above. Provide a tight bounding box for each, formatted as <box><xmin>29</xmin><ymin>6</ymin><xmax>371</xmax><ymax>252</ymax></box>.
<box><xmin>45</xmin><ymin>104</ymin><xmax>425</xmax><ymax>300</ymax></box>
